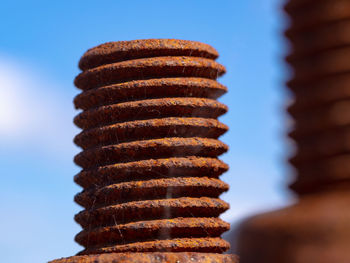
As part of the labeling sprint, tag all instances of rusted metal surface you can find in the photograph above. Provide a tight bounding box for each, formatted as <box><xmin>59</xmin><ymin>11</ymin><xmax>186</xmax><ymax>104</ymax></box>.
<box><xmin>74</xmin><ymin>56</ymin><xmax>226</xmax><ymax>90</ymax></box>
<box><xmin>74</xmin><ymin>137</ymin><xmax>228</xmax><ymax>168</ymax></box>
<box><xmin>74</xmin><ymin>197</ymin><xmax>229</xmax><ymax>229</ymax></box>
<box><xmin>78</xmin><ymin>237</ymin><xmax>230</xmax><ymax>255</ymax></box>
<box><xmin>74</xmin><ymin>117</ymin><xmax>228</xmax><ymax>149</ymax></box>
<box><xmin>74</xmin><ymin>156</ymin><xmax>228</xmax><ymax>189</ymax></box>
<box><xmin>74</xmin><ymin>97</ymin><xmax>227</xmax><ymax>129</ymax></box>
<box><xmin>79</xmin><ymin>39</ymin><xmax>219</xmax><ymax>70</ymax></box>
<box><xmin>51</xmin><ymin>252</ymin><xmax>238</xmax><ymax>263</ymax></box>
<box><xmin>235</xmin><ymin>1</ymin><xmax>350</xmax><ymax>262</ymax></box>
<box><xmin>73</xmin><ymin>78</ymin><xmax>227</xmax><ymax>110</ymax></box>
<box><xmin>75</xmin><ymin>217</ymin><xmax>229</xmax><ymax>247</ymax></box>
<box><xmin>50</xmin><ymin>39</ymin><xmax>236</xmax><ymax>262</ymax></box>
<box><xmin>237</xmin><ymin>191</ymin><xmax>350</xmax><ymax>263</ymax></box>
<box><xmin>75</xmin><ymin>177</ymin><xmax>229</xmax><ymax>209</ymax></box>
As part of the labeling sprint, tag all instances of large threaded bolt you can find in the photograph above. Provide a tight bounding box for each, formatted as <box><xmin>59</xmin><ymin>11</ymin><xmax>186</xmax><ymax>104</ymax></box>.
<box><xmin>50</xmin><ymin>39</ymin><xmax>238</xmax><ymax>263</ymax></box>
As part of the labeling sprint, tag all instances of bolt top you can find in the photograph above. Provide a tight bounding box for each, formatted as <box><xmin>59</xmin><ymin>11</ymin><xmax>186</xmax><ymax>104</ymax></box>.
<box><xmin>78</xmin><ymin>39</ymin><xmax>219</xmax><ymax>70</ymax></box>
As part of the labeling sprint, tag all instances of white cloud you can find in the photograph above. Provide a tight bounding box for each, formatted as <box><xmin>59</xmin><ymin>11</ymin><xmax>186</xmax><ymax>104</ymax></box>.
<box><xmin>0</xmin><ymin>54</ymin><xmax>78</xmax><ymax>159</ymax></box>
<box><xmin>0</xmin><ymin>59</ymin><xmax>30</xmax><ymax>135</ymax></box>
<box><xmin>0</xmin><ymin>54</ymin><xmax>80</xmax><ymax>262</ymax></box>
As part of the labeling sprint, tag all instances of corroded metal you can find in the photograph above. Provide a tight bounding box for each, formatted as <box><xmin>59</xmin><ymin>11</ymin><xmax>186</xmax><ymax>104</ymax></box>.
<box><xmin>50</xmin><ymin>39</ymin><xmax>237</xmax><ymax>263</ymax></box>
<box><xmin>78</xmin><ymin>39</ymin><xmax>219</xmax><ymax>70</ymax></box>
<box><xmin>236</xmin><ymin>1</ymin><xmax>350</xmax><ymax>262</ymax></box>
<box><xmin>74</xmin><ymin>56</ymin><xmax>226</xmax><ymax>90</ymax></box>
<box><xmin>51</xmin><ymin>252</ymin><xmax>237</xmax><ymax>263</ymax></box>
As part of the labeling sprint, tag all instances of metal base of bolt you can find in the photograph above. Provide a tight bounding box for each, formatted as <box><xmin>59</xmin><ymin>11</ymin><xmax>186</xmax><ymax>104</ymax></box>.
<box><xmin>236</xmin><ymin>190</ymin><xmax>350</xmax><ymax>263</ymax></box>
<box><xmin>49</xmin><ymin>252</ymin><xmax>238</xmax><ymax>263</ymax></box>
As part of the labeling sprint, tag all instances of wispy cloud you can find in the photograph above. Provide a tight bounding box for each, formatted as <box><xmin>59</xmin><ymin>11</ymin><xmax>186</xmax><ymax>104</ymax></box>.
<box><xmin>0</xmin><ymin>54</ymin><xmax>78</xmax><ymax>160</ymax></box>
<box><xmin>0</xmin><ymin>54</ymin><xmax>81</xmax><ymax>263</ymax></box>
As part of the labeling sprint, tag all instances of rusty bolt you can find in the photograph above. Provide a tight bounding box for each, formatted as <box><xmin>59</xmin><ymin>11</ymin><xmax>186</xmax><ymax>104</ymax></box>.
<box><xmin>50</xmin><ymin>39</ymin><xmax>238</xmax><ymax>263</ymax></box>
<box><xmin>236</xmin><ymin>1</ymin><xmax>350</xmax><ymax>262</ymax></box>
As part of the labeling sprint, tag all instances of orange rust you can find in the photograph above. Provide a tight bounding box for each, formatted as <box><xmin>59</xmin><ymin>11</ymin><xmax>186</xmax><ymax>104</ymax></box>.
<box><xmin>79</xmin><ymin>237</ymin><xmax>230</xmax><ymax>255</ymax></box>
<box><xmin>74</xmin><ymin>137</ymin><xmax>228</xmax><ymax>169</ymax></box>
<box><xmin>51</xmin><ymin>252</ymin><xmax>238</xmax><ymax>263</ymax></box>
<box><xmin>79</xmin><ymin>39</ymin><xmax>219</xmax><ymax>70</ymax></box>
<box><xmin>74</xmin><ymin>197</ymin><xmax>229</xmax><ymax>229</ymax></box>
<box><xmin>74</xmin><ymin>56</ymin><xmax>226</xmax><ymax>90</ymax></box>
<box><xmin>75</xmin><ymin>217</ymin><xmax>229</xmax><ymax>247</ymax></box>
<box><xmin>75</xmin><ymin>177</ymin><xmax>229</xmax><ymax>209</ymax></box>
<box><xmin>50</xmin><ymin>39</ymin><xmax>236</xmax><ymax>263</ymax></box>
<box><xmin>74</xmin><ymin>117</ymin><xmax>228</xmax><ymax>149</ymax></box>
<box><xmin>73</xmin><ymin>77</ymin><xmax>227</xmax><ymax>110</ymax></box>
<box><xmin>74</xmin><ymin>156</ymin><xmax>228</xmax><ymax>189</ymax></box>
<box><xmin>74</xmin><ymin>97</ymin><xmax>227</xmax><ymax>129</ymax></box>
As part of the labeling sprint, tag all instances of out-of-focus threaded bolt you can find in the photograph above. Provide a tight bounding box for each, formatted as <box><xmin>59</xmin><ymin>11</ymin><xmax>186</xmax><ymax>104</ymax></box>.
<box><xmin>285</xmin><ymin>0</ymin><xmax>350</xmax><ymax>194</ymax></box>
<box><xmin>235</xmin><ymin>1</ymin><xmax>350</xmax><ymax>262</ymax></box>
<box><xmin>50</xmin><ymin>39</ymin><xmax>238</xmax><ymax>263</ymax></box>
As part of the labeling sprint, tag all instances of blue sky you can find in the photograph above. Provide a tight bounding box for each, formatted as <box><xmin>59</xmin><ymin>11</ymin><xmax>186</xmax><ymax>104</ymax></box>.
<box><xmin>0</xmin><ymin>1</ymin><xmax>293</xmax><ymax>262</ymax></box>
